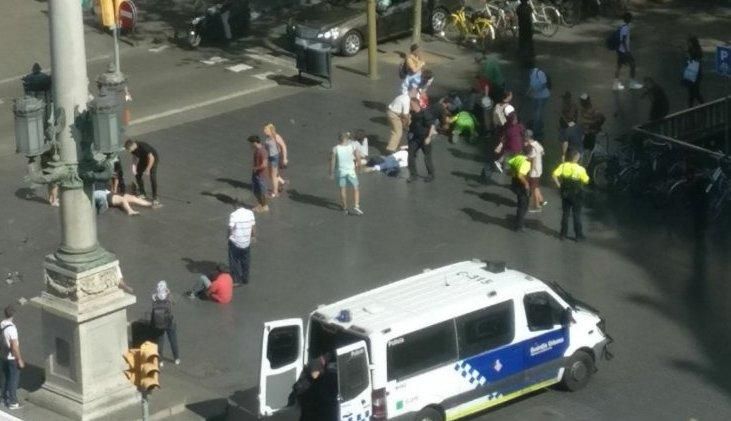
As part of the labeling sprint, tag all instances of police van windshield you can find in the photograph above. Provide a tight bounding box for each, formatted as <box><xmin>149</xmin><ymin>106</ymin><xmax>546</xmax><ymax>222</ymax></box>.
<box><xmin>546</xmin><ymin>280</ymin><xmax>600</xmax><ymax>314</ymax></box>
<box><xmin>308</xmin><ymin>319</ymin><xmax>368</xmax><ymax>360</ymax></box>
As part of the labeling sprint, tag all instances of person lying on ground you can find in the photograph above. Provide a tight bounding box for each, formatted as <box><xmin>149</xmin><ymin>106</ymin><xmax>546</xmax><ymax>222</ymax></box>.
<box><xmin>363</xmin><ymin>147</ymin><xmax>409</xmax><ymax>176</ymax></box>
<box><xmin>93</xmin><ymin>189</ymin><xmax>155</xmax><ymax>216</ymax></box>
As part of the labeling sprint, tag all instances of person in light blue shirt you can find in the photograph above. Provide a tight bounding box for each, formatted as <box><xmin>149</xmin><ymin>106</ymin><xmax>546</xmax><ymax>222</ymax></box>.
<box><xmin>329</xmin><ymin>132</ymin><xmax>363</xmax><ymax>215</ymax></box>
<box><xmin>526</xmin><ymin>59</ymin><xmax>551</xmax><ymax>140</ymax></box>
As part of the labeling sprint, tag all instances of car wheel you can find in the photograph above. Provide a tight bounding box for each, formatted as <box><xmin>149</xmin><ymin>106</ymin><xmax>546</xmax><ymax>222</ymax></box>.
<box><xmin>341</xmin><ymin>30</ymin><xmax>362</xmax><ymax>57</ymax></box>
<box><xmin>430</xmin><ymin>8</ymin><xmax>449</xmax><ymax>34</ymax></box>
<box><xmin>414</xmin><ymin>406</ymin><xmax>444</xmax><ymax>421</ymax></box>
<box><xmin>560</xmin><ymin>350</ymin><xmax>594</xmax><ymax>392</ymax></box>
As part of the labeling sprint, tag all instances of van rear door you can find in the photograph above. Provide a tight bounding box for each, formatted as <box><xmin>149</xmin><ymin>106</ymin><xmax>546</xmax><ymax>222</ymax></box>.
<box><xmin>258</xmin><ymin>319</ymin><xmax>304</xmax><ymax>417</ymax></box>
<box><xmin>336</xmin><ymin>341</ymin><xmax>373</xmax><ymax>421</ymax></box>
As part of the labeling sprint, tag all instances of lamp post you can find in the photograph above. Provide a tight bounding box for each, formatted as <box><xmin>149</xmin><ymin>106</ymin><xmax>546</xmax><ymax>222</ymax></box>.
<box><xmin>12</xmin><ymin>0</ymin><xmax>138</xmax><ymax>419</ymax></box>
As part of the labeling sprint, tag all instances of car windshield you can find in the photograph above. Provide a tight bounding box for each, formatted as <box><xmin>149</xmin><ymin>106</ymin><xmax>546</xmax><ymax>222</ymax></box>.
<box><xmin>545</xmin><ymin>280</ymin><xmax>601</xmax><ymax>314</ymax></box>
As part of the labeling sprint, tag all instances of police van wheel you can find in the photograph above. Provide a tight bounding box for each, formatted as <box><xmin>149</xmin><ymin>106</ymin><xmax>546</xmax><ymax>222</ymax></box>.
<box><xmin>561</xmin><ymin>351</ymin><xmax>594</xmax><ymax>391</ymax></box>
<box><xmin>415</xmin><ymin>406</ymin><xmax>444</xmax><ymax>421</ymax></box>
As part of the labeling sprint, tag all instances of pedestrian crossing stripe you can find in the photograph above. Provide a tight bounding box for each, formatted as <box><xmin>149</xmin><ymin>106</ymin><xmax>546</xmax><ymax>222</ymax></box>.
<box><xmin>226</xmin><ymin>64</ymin><xmax>253</xmax><ymax>73</ymax></box>
<box><xmin>200</xmin><ymin>56</ymin><xmax>229</xmax><ymax>65</ymax></box>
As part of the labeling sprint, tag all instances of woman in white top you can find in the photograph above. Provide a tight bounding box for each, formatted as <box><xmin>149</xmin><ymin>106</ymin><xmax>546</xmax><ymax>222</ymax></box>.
<box><xmin>525</xmin><ymin>131</ymin><xmax>547</xmax><ymax>212</ymax></box>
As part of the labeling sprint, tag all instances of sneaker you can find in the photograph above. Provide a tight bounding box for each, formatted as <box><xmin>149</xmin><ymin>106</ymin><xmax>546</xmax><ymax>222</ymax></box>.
<box><xmin>493</xmin><ymin>160</ymin><xmax>503</xmax><ymax>173</ymax></box>
<box><xmin>528</xmin><ymin>208</ymin><xmax>542</xmax><ymax>213</ymax></box>
<box><xmin>612</xmin><ymin>80</ymin><xmax>625</xmax><ymax>91</ymax></box>
<box><xmin>174</xmin><ymin>359</ymin><xmax>181</xmax><ymax>365</ymax></box>
<box><xmin>152</xmin><ymin>200</ymin><xmax>163</xmax><ymax>208</ymax></box>
<box><xmin>540</xmin><ymin>201</ymin><xmax>548</xmax><ymax>207</ymax></box>
<box><xmin>350</xmin><ymin>207</ymin><xmax>364</xmax><ymax>216</ymax></box>
<box><xmin>7</xmin><ymin>403</ymin><xmax>20</xmax><ymax>410</ymax></box>
<box><xmin>629</xmin><ymin>80</ymin><xmax>644</xmax><ymax>90</ymax></box>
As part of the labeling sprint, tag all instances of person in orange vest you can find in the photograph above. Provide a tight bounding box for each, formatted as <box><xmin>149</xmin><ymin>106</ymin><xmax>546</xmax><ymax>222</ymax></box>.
<box><xmin>552</xmin><ymin>148</ymin><xmax>590</xmax><ymax>241</ymax></box>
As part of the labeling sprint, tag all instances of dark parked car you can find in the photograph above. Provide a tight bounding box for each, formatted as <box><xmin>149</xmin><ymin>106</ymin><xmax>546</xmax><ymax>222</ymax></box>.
<box><xmin>287</xmin><ymin>0</ymin><xmax>462</xmax><ymax>56</ymax></box>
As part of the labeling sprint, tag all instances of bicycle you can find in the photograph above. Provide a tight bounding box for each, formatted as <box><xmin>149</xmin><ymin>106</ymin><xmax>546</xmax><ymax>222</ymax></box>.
<box><xmin>529</xmin><ymin>0</ymin><xmax>562</xmax><ymax>37</ymax></box>
<box><xmin>484</xmin><ymin>1</ymin><xmax>518</xmax><ymax>39</ymax></box>
<box><xmin>441</xmin><ymin>6</ymin><xmax>497</xmax><ymax>49</ymax></box>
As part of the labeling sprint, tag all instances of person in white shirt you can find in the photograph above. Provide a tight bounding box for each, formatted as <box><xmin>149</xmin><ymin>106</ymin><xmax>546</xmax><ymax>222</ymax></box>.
<box><xmin>2</xmin><ymin>305</ymin><xmax>24</xmax><ymax>410</ymax></box>
<box><xmin>613</xmin><ymin>12</ymin><xmax>643</xmax><ymax>91</ymax></box>
<box><xmin>386</xmin><ymin>88</ymin><xmax>417</xmax><ymax>152</ymax></box>
<box><xmin>349</xmin><ymin>129</ymin><xmax>369</xmax><ymax>159</ymax></box>
<box><xmin>228</xmin><ymin>206</ymin><xmax>256</xmax><ymax>286</ymax></box>
<box><xmin>524</xmin><ymin>130</ymin><xmax>547</xmax><ymax>212</ymax></box>
<box><xmin>526</xmin><ymin>60</ymin><xmax>551</xmax><ymax>140</ymax></box>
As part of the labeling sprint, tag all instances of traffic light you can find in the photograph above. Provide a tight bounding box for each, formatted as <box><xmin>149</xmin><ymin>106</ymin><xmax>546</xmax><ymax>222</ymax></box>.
<box><xmin>139</xmin><ymin>341</ymin><xmax>160</xmax><ymax>391</ymax></box>
<box><xmin>122</xmin><ymin>348</ymin><xmax>140</xmax><ymax>386</ymax></box>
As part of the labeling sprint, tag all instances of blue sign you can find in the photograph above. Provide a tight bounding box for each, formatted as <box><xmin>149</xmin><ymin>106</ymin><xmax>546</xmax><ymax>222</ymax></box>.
<box><xmin>717</xmin><ymin>45</ymin><xmax>731</xmax><ymax>77</ymax></box>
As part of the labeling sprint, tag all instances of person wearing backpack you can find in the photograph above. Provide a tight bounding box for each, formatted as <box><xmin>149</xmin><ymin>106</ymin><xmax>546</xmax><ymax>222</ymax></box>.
<box><xmin>1</xmin><ymin>305</ymin><xmax>24</xmax><ymax>410</ymax></box>
<box><xmin>683</xmin><ymin>35</ymin><xmax>704</xmax><ymax>107</ymax></box>
<box><xmin>526</xmin><ymin>59</ymin><xmax>551</xmax><ymax>140</ymax></box>
<box><xmin>151</xmin><ymin>281</ymin><xmax>180</xmax><ymax>367</ymax></box>
<box><xmin>611</xmin><ymin>12</ymin><xmax>643</xmax><ymax>91</ymax></box>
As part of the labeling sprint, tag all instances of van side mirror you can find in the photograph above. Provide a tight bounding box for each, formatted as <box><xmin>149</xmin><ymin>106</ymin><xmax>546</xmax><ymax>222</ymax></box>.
<box><xmin>560</xmin><ymin>308</ymin><xmax>575</xmax><ymax>326</ymax></box>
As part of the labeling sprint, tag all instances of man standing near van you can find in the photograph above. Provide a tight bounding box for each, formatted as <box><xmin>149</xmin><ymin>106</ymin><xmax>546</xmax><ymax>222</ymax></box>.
<box><xmin>2</xmin><ymin>305</ymin><xmax>24</xmax><ymax>410</ymax></box>
<box><xmin>228</xmin><ymin>205</ymin><xmax>256</xmax><ymax>286</ymax></box>
<box><xmin>552</xmin><ymin>149</ymin><xmax>590</xmax><ymax>241</ymax></box>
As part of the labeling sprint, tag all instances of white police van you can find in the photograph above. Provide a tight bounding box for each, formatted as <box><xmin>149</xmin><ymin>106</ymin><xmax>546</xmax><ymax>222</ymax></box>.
<box><xmin>258</xmin><ymin>260</ymin><xmax>612</xmax><ymax>420</ymax></box>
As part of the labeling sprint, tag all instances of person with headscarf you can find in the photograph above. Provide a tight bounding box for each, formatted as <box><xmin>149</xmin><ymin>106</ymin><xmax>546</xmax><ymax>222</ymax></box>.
<box><xmin>151</xmin><ymin>281</ymin><xmax>180</xmax><ymax>367</ymax></box>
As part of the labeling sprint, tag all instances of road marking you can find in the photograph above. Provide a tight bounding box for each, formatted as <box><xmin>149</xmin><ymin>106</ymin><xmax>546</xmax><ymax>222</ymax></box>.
<box><xmin>200</xmin><ymin>56</ymin><xmax>229</xmax><ymax>65</ymax></box>
<box><xmin>148</xmin><ymin>45</ymin><xmax>169</xmax><ymax>53</ymax></box>
<box><xmin>226</xmin><ymin>64</ymin><xmax>253</xmax><ymax>73</ymax></box>
<box><xmin>243</xmin><ymin>50</ymin><xmax>295</xmax><ymax>69</ymax></box>
<box><xmin>0</xmin><ymin>54</ymin><xmax>112</xmax><ymax>85</ymax></box>
<box><xmin>128</xmin><ymin>82</ymin><xmax>276</xmax><ymax>126</ymax></box>
<box><xmin>252</xmin><ymin>71</ymin><xmax>275</xmax><ymax>81</ymax></box>
<box><xmin>0</xmin><ymin>409</ymin><xmax>23</xmax><ymax>421</ymax></box>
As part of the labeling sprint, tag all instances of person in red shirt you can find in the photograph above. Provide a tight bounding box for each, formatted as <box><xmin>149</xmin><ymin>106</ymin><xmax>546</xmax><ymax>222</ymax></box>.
<box><xmin>185</xmin><ymin>264</ymin><xmax>233</xmax><ymax>304</ymax></box>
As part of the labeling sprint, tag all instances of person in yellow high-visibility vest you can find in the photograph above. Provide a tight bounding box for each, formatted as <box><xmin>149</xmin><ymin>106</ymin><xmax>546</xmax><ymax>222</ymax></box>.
<box><xmin>507</xmin><ymin>150</ymin><xmax>531</xmax><ymax>232</ymax></box>
<box><xmin>552</xmin><ymin>148</ymin><xmax>590</xmax><ymax>241</ymax></box>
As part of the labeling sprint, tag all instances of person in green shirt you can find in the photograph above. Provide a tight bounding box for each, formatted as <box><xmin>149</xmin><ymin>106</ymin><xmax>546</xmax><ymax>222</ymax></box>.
<box><xmin>552</xmin><ymin>148</ymin><xmax>591</xmax><ymax>241</ymax></box>
<box><xmin>508</xmin><ymin>150</ymin><xmax>532</xmax><ymax>232</ymax></box>
<box><xmin>479</xmin><ymin>53</ymin><xmax>506</xmax><ymax>101</ymax></box>
<box><xmin>447</xmin><ymin>111</ymin><xmax>477</xmax><ymax>143</ymax></box>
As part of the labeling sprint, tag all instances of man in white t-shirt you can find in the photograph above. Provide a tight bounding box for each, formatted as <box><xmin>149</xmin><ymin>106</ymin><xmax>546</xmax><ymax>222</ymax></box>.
<box><xmin>386</xmin><ymin>88</ymin><xmax>417</xmax><ymax>152</ymax></box>
<box><xmin>228</xmin><ymin>207</ymin><xmax>256</xmax><ymax>286</ymax></box>
<box><xmin>613</xmin><ymin>12</ymin><xmax>643</xmax><ymax>91</ymax></box>
<box><xmin>2</xmin><ymin>305</ymin><xmax>24</xmax><ymax>410</ymax></box>
<box><xmin>524</xmin><ymin>130</ymin><xmax>547</xmax><ymax>212</ymax></box>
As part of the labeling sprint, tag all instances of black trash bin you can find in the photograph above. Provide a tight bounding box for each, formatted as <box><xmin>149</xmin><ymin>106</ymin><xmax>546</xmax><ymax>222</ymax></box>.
<box><xmin>294</xmin><ymin>38</ymin><xmax>332</xmax><ymax>87</ymax></box>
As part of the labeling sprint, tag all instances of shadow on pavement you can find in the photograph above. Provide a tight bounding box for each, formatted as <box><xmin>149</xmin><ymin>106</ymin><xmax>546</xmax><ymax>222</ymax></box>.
<box><xmin>216</xmin><ymin>178</ymin><xmax>252</xmax><ymax>190</ymax></box>
<box><xmin>14</xmin><ymin>187</ymin><xmax>49</xmax><ymax>205</ymax></box>
<box><xmin>461</xmin><ymin>208</ymin><xmax>513</xmax><ymax>231</ymax></box>
<box><xmin>362</xmin><ymin>100</ymin><xmax>387</xmax><ymax>113</ymax></box>
<box><xmin>287</xmin><ymin>189</ymin><xmax>339</xmax><ymax>211</ymax></box>
<box><xmin>448</xmin><ymin>147</ymin><xmax>484</xmax><ymax>163</ymax></box>
<box><xmin>464</xmin><ymin>189</ymin><xmax>516</xmax><ymax>207</ymax></box>
<box><xmin>201</xmin><ymin>191</ymin><xmax>245</xmax><ymax>206</ymax></box>
<box><xmin>19</xmin><ymin>364</ymin><xmax>44</xmax><ymax>394</ymax></box>
<box><xmin>181</xmin><ymin>257</ymin><xmax>219</xmax><ymax>275</ymax></box>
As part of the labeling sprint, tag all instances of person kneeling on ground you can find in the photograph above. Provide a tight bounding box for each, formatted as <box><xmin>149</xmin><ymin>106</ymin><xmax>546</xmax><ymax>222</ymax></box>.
<box><xmin>93</xmin><ymin>188</ymin><xmax>156</xmax><ymax>216</ymax></box>
<box><xmin>184</xmin><ymin>264</ymin><xmax>233</xmax><ymax>304</ymax></box>
<box><xmin>447</xmin><ymin>110</ymin><xmax>478</xmax><ymax>144</ymax></box>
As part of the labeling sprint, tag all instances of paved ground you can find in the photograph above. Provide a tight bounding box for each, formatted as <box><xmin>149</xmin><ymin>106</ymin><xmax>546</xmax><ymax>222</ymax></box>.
<box><xmin>1</xmin><ymin>1</ymin><xmax>731</xmax><ymax>420</ymax></box>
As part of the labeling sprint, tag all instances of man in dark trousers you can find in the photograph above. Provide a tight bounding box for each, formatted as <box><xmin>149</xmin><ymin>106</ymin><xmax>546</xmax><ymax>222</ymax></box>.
<box><xmin>293</xmin><ymin>353</ymin><xmax>337</xmax><ymax>421</ymax></box>
<box><xmin>124</xmin><ymin>139</ymin><xmax>161</xmax><ymax>207</ymax></box>
<box><xmin>516</xmin><ymin>0</ymin><xmax>534</xmax><ymax>63</ymax></box>
<box><xmin>407</xmin><ymin>99</ymin><xmax>436</xmax><ymax>183</ymax></box>
<box><xmin>507</xmin><ymin>150</ymin><xmax>532</xmax><ymax>232</ymax></box>
<box><xmin>642</xmin><ymin>77</ymin><xmax>670</xmax><ymax>121</ymax></box>
<box><xmin>552</xmin><ymin>148</ymin><xmax>590</xmax><ymax>241</ymax></box>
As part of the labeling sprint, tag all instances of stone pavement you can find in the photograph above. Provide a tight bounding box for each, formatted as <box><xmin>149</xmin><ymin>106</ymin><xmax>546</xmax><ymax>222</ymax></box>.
<box><xmin>1</xmin><ymin>1</ymin><xmax>731</xmax><ymax>420</ymax></box>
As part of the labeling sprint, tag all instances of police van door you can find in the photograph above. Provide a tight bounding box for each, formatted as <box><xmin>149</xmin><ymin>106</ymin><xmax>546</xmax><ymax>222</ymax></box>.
<box><xmin>259</xmin><ymin>319</ymin><xmax>304</xmax><ymax>417</ymax></box>
<box><xmin>336</xmin><ymin>341</ymin><xmax>373</xmax><ymax>421</ymax></box>
<box><xmin>521</xmin><ymin>292</ymin><xmax>569</xmax><ymax>386</ymax></box>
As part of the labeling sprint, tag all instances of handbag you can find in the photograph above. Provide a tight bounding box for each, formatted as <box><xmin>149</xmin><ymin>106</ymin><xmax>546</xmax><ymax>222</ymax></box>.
<box><xmin>682</xmin><ymin>60</ymin><xmax>700</xmax><ymax>83</ymax></box>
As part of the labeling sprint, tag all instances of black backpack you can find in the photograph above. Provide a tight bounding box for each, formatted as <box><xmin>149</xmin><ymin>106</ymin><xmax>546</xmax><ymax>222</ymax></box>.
<box><xmin>151</xmin><ymin>300</ymin><xmax>173</xmax><ymax>330</ymax></box>
<box><xmin>605</xmin><ymin>26</ymin><xmax>622</xmax><ymax>51</ymax></box>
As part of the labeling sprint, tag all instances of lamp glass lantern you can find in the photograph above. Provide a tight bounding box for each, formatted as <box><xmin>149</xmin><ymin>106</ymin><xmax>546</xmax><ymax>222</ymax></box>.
<box><xmin>90</xmin><ymin>95</ymin><xmax>122</xmax><ymax>154</ymax></box>
<box><xmin>13</xmin><ymin>96</ymin><xmax>47</xmax><ymax>157</ymax></box>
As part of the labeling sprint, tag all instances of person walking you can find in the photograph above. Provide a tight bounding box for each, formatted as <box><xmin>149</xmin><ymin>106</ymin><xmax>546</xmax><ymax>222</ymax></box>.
<box><xmin>683</xmin><ymin>36</ymin><xmax>704</xmax><ymax>107</ymax></box>
<box><xmin>263</xmin><ymin>123</ymin><xmax>289</xmax><ymax>198</ymax></box>
<box><xmin>642</xmin><ymin>77</ymin><xmax>670</xmax><ymax>121</ymax></box>
<box><xmin>491</xmin><ymin>91</ymin><xmax>516</xmax><ymax>173</ymax></box>
<box><xmin>407</xmin><ymin>100</ymin><xmax>436</xmax><ymax>183</ymax></box>
<box><xmin>150</xmin><ymin>281</ymin><xmax>180</xmax><ymax>368</ymax></box>
<box><xmin>578</xmin><ymin>93</ymin><xmax>605</xmax><ymax>155</ymax></box>
<box><xmin>124</xmin><ymin>139</ymin><xmax>162</xmax><ymax>207</ymax></box>
<box><xmin>525</xmin><ymin>130</ymin><xmax>547</xmax><ymax>212</ymax></box>
<box><xmin>516</xmin><ymin>0</ymin><xmax>534</xmax><ymax>63</ymax></box>
<box><xmin>228</xmin><ymin>205</ymin><xmax>256</xmax><ymax>286</ymax></box>
<box><xmin>508</xmin><ymin>151</ymin><xmax>531</xmax><ymax>232</ymax></box>
<box><xmin>552</xmin><ymin>149</ymin><xmax>590</xmax><ymax>241</ymax></box>
<box><xmin>386</xmin><ymin>88</ymin><xmax>416</xmax><ymax>152</ymax></box>
<box><xmin>494</xmin><ymin>111</ymin><xmax>524</xmax><ymax>171</ymax></box>
<box><xmin>330</xmin><ymin>132</ymin><xmax>363</xmax><ymax>215</ymax></box>
<box><xmin>558</xmin><ymin>91</ymin><xmax>578</xmax><ymax>144</ymax></box>
<box><xmin>248</xmin><ymin>135</ymin><xmax>269</xmax><ymax>213</ymax></box>
<box><xmin>526</xmin><ymin>60</ymin><xmax>551</xmax><ymax>140</ymax></box>
<box><xmin>613</xmin><ymin>12</ymin><xmax>643</xmax><ymax>91</ymax></box>
<box><xmin>1</xmin><ymin>305</ymin><xmax>24</xmax><ymax>410</ymax></box>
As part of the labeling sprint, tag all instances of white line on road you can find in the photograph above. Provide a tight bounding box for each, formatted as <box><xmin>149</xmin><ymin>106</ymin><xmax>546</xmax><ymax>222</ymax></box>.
<box><xmin>0</xmin><ymin>54</ymin><xmax>112</xmax><ymax>86</ymax></box>
<box><xmin>243</xmin><ymin>52</ymin><xmax>295</xmax><ymax>69</ymax></box>
<box><xmin>252</xmin><ymin>71</ymin><xmax>275</xmax><ymax>80</ymax></box>
<box><xmin>200</xmin><ymin>56</ymin><xmax>229</xmax><ymax>65</ymax></box>
<box><xmin>0</xmin><ymin>409</ymin><xmax>23</xmax><ymax>421</ymax></box>
<box><xmin>148</xmin><ymin>45</ymin><xmax>170</xmax><ymax>53</ymax></box>
<box><xmin>128</xmin><ymin>81</ymin><xmax>275</xmax><ymax>126</ymax></box>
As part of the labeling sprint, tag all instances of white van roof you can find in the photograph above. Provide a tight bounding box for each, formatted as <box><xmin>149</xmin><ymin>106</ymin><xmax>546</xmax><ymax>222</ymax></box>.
<box><xmin>313</xmin><ymin>260</ymin><xmax>544</xmax><ymax>337</ymax></box>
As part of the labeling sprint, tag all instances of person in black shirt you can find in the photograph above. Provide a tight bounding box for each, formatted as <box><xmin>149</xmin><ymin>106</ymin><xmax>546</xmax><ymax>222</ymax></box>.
<box><xmin>516</xmin><ymin>0</ymin><xmax>534</xmax><ymax>63</ymax></box>
<box><xmin>407</xmin><ymin>99</ymin><xmax>436</xmax><ymax>183</ymax></box>
<box><xmin>124</xmin><ymin>139</ymin><xmax>161</xmax><ymax>206</ymax></box>
<box><xmin>642</xmin><ymin>77</ymin><xmax>670</xmax><ymax>121</ymax></box>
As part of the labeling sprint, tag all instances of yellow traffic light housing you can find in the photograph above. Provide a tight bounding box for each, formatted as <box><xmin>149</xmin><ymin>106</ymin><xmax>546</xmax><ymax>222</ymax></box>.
<box><xmin>96</xmin><ymin>0</ymin><xmax>124</xmax><ymax>29</ymax></box>
<box><xmin>122</xmin><ymin>348</ymin><xmax>140</xmax><ymax>386</ymax></box>
<box><xmin>139</xmin><ymin>341</ymin><xmax>161</xmax><ymax>391</ymax></box>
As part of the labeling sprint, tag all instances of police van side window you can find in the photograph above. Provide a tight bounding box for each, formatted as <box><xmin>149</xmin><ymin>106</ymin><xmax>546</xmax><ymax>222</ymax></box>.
<box><xmin>456</xmin><ymin>300</ymin><xmax>515</xmax><ymax>358</ymax></box>
<box><xmin>387</xmin><ymin>320</ymin><xmax>457</xmax><ymax>381</ymax></box>
<box><xmin>524</xmin><ymin>292</ymin><xmax>564</xmax><ymax>332</ymax></box>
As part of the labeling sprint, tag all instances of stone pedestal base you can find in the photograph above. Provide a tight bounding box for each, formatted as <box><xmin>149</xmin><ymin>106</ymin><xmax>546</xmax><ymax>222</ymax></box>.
<box><xmin>29</xmin><ymin>255</ymin><xmax>138</xmax><ymax>421</ymax></box>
